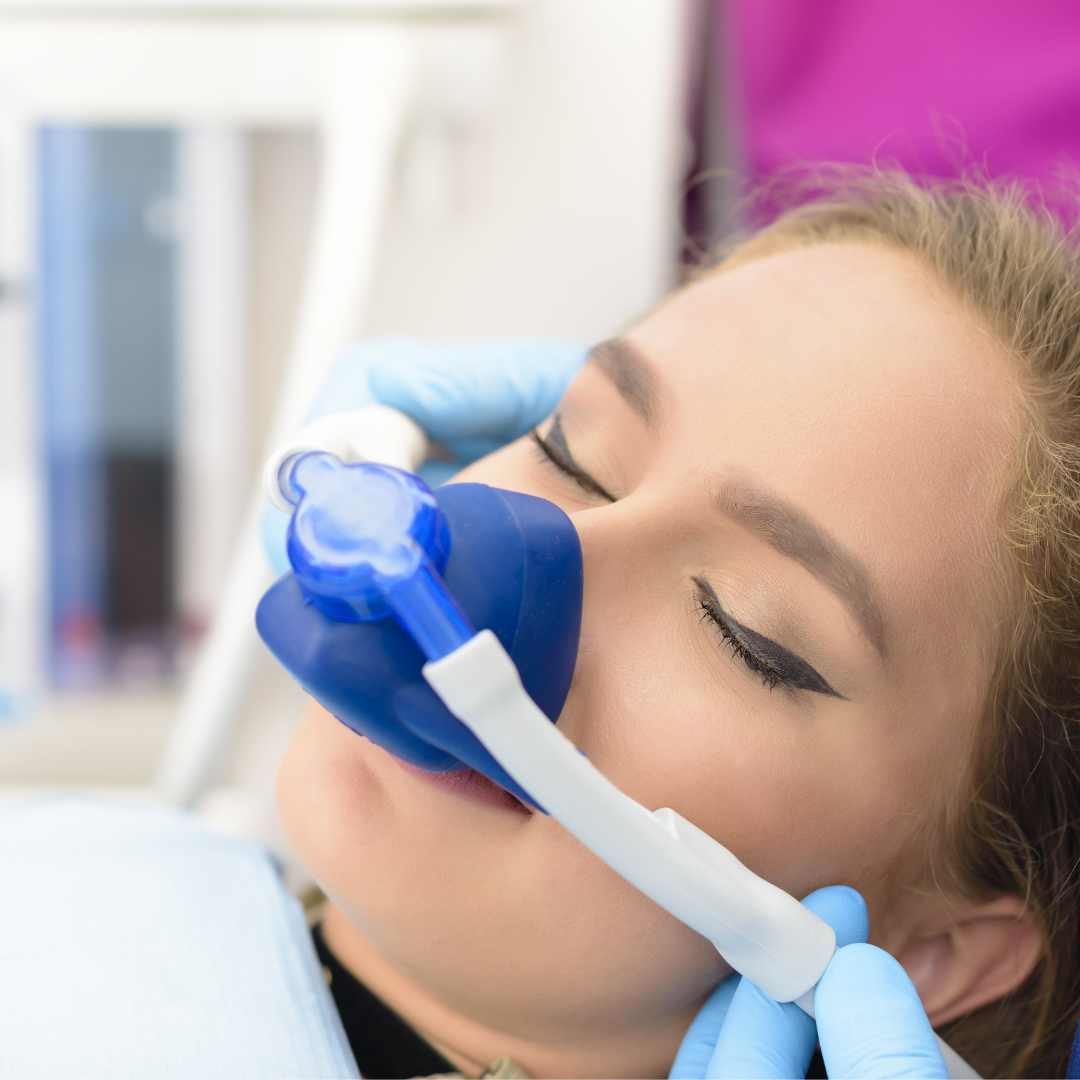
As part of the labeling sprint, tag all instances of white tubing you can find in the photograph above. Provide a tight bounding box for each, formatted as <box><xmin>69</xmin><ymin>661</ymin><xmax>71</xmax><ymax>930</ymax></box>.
<box><xmin>424</xmin><ymin>630</ymin><xmax>836</xmax><ymax>1003</ymax></box>
<box><xmin>263</xmin><ymin>404</ymin><xmax>429</xmax><ymax>512</ymax></box>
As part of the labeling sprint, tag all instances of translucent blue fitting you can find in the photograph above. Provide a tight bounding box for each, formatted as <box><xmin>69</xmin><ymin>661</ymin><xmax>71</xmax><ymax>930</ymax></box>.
<box><xmin>283</xmin><ymin>453</ymin><xmax>475</xmax><ymax>661</ymax></box>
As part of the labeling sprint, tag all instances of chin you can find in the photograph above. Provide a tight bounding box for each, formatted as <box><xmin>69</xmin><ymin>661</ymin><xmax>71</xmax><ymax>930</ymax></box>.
<box><xmin>277</xmin><ymin>701</ymin><xmax>735</xmax><ymax>1049</ymax></box>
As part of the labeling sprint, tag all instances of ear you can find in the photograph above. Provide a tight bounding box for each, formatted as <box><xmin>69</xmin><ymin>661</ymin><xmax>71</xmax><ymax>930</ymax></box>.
<box><xmin>894</xmin><ymin>894</ymin><xmax>1045</xmax><ymax>1027</ymax></box>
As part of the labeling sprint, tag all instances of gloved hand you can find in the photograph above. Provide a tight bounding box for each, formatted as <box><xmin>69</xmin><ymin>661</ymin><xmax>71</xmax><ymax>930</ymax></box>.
<box><xmin>670</xmin><ymin>887</ymin><xmax>948</xmax><ymax>1080</ymax></box>
<box><xmin>263</xmin><ymin>337</ymin><xmax>588</xmax><ymax>574</ymax></box>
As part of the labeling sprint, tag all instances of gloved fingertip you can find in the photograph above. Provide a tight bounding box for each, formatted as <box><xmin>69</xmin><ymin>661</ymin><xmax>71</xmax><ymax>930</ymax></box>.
<box><xmin>816</xmin><ymin>945</ymin><xmax>946</xmax><ymax>1079</ymax></box>
<box><xmin>802</xmin><ymin>885</ymin><xmax>870</xmax><ymax>947</ymax></box>
<box><xmin>669</xmin><ymin>975</ymin><xmax>740</xmax><ymax>1080</ymax></box>
<box><xmin>706</xmin><ymin>979</ymin><xmax>816</xmax><ymax>1080</ymax></box>
<box><xmin>368</xmin><ymin>338</ymin><xmax>589</xmax><ymax>444</ymax></box>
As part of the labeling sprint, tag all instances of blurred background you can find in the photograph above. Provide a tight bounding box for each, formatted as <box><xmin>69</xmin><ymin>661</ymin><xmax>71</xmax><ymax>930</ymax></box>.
<box><xmin>0</xmin><ymin>0</ymin><xmax>1076</xmax><ymax>886</ymax></box>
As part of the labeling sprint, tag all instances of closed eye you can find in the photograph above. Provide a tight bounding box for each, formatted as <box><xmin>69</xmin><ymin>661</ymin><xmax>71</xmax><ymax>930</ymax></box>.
<box><xmin>696</xmin><ymin>578</ymin><xmax>844</xmax><ymax>699</ymax></box>
<box><xmin>530</xmin><ymin>415</ymin><xmax>617</xmax><ymax>503</ymax></box>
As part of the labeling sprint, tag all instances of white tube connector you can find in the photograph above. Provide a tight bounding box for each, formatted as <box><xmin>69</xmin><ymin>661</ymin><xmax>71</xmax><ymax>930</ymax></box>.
<box><xmin>263</xmin><ymin>404</ymin><xmax>429</xmax><ymax>512</ymax></box>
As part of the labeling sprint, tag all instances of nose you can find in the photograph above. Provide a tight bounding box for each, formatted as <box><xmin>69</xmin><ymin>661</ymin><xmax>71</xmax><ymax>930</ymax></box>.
<box><xmin>569</xmin><ymin>489</ymin><xmax>676</xmax><ymax>612</ymax></box>
<box><xmin>556</xmin><ymin>493</ymin><xmax>678</xmax><ymax>740</ymax></box>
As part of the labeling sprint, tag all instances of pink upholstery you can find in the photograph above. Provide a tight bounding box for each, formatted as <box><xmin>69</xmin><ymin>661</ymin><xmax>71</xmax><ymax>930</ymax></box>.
<box><xmin>729</xmin><ymin>0</ymin><xmax>1080</xmax><ymax>190</ymax></box>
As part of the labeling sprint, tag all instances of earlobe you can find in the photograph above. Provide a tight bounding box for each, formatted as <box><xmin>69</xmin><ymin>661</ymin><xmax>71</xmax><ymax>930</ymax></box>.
<box><xmin>895</xmin><ymin>894</ymin><xmax>1045</xmax><ymax>1028</ymax></box>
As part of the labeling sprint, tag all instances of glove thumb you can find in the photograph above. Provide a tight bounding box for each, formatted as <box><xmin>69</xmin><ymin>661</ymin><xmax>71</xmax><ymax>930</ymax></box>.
<box><xmin>817</xmin><ymin>944</ymin><xmax>947</xmax><ymax>1079</ymax></box>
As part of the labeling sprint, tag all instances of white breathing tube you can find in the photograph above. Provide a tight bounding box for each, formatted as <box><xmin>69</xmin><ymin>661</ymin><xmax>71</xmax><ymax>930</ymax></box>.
<box><xmin>268</xmin><ymin>404</ymin><xmax>979</xmax><ymax>1079</ymax></box>
<box><xmin>425</xmin><ymin>629</ymin><xmax>835</xmax><ymax>1004</ymax></box>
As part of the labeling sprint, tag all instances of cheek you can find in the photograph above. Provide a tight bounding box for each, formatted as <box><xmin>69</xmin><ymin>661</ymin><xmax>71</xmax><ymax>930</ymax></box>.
<box><xmin>568</xmin><ymin>646</ymin><xmax>918</xmax><ymax>907</ymax></box>
<box><xmin>562</xmin><ymin>552</ymin><xmax>927</xmax><ymax>907</ymax></box>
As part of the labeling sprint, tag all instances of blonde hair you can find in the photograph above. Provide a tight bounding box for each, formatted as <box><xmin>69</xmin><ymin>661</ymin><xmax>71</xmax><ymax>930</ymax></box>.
<box><xmin>709</xmin><ymin>170</ymin><xmax>1080</xmax><ymax>1078</ymax></box>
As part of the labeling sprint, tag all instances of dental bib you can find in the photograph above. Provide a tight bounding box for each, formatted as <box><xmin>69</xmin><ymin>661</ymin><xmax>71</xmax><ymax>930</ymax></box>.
<box><xmin>256</xmin><ymin>416</ymin><xmax>976</xmax><ymax>1078</ymax></box>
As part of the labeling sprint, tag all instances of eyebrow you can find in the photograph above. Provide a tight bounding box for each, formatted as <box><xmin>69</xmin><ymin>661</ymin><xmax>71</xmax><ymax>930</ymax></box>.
<box><xmin>717</xmin><ymin>480</ymin><xmax>887</xmax><ymax>657</ymax></box>
<box><xmin>588</xmin><ymin>338</ymin><xmax>666</xmax><ymax>427</ymax></box>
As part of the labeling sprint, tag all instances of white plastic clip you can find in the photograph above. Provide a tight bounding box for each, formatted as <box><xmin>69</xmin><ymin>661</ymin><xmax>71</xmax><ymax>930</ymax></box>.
<box><xmin>263</xmin><ymin>404</ymin><xmax>429</xmax><ymax>511</ymax></box>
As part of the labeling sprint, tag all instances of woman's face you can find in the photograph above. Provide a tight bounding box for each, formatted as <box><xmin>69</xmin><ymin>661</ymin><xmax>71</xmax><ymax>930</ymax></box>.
<box><xmin>278</xmin><ymin>243</ymin><xmax>1022</xmax><ymax>1075</ymax></box>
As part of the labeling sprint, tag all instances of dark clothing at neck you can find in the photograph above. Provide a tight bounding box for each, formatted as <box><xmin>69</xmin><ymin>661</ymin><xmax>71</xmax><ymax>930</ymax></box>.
<box><xmin>312</xmin><ymin>923</ymin><xmax>456</xmax><ymax>1079</ymax></box>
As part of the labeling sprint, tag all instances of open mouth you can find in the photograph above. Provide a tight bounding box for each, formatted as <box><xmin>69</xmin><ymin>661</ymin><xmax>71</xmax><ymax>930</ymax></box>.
<box><xmin>395</xmin><ymin>760</ymin><xmax>532</xmax><ymax>815</ymax></box>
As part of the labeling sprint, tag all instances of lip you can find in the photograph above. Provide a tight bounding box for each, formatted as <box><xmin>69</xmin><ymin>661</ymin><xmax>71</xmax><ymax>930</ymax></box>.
<box><xmin>395</xmin><ymin>759</ymin><xmax>532</xmax><ymax>815</ymax></box>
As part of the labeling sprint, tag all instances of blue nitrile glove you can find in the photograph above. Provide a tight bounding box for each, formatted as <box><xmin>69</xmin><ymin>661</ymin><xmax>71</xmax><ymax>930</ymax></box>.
<box><xmin>669</xmin><ymin>886</ymin><xmax>867</xmax><ymax>1080</ymax></box>
<box><xmin>670</xmin><ymin>887</ymin><xmax>947</xmax><ymax>1080</ymax></box>
<box><xmin>262</xmin><ymin>337</ymin><xmax>588</xmax><ymax>575</ymax></box>
<box><xmin>813</xmin><ymin>945</ymin><xmax>947</xmax><ymax>1079</ymax></box>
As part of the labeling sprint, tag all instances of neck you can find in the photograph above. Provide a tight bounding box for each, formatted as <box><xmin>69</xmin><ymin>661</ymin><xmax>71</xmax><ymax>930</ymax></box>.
<box><xmin>320</xmin><ymin>902</ymin><xmax>689</xmax><ymax>1078</ymax></box>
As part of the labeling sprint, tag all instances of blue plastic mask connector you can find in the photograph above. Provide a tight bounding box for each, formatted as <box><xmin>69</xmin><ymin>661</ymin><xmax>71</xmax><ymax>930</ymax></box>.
<box><xmin>284</xmin><ymin>452</ymin><xmax>475</xmax><ymax>661</ymax></box>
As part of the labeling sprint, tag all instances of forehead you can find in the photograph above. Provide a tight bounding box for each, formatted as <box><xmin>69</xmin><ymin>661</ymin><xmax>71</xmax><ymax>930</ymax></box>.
<box><xmin>625</xmin><ymin>242</ymin><xmax>1022</xmax><ymax>667</ymax></box>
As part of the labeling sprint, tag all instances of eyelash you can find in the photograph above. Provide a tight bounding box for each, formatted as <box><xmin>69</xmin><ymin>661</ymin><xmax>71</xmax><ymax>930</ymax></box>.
<box><xmin>530</xmin><ymin>427</ymin><xmax>615</xmax><ymax>503</ymax></box>
<box><xmin>697</xmin><ymin>591</ymin><xmax>786</xmax><ymax>692</ymax></box>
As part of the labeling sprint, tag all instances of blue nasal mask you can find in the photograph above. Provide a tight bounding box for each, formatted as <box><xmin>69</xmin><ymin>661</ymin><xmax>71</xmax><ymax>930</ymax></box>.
<box><xmin>256</xmin><ymin>452</ymin><xmax>582</xmax><ymax>810</ymax></box>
